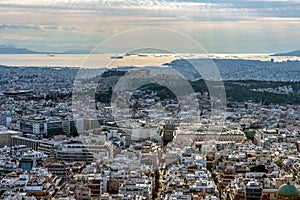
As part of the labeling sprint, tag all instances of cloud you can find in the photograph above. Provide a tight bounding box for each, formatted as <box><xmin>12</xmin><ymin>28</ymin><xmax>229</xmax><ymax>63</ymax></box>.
<box><xmin>1</xmin><ymin>33</ymin><xmax>43</xmax><ymax>41</ymax></box>
<box><xmin>0</xmin><ymin>0</ymin><xmax>299</xmax><ymax>19</ymax></box>
<box><xmin>0</xmin><ymin>0</ymin><xmax>298</xmax><ymax>26</ymax></box>
<box><xmin>0</xmin><ymin>0</ymin><xmax>299</xmax><ymax>53</ymax></box>
<box><xmin>0</xmin><ymin>24</ymin><xmax>39</xmax><ymax>30</ymax></box>
<box><xmin>0</xmin><ymin>24</ymin><xmax>78</xmax><ymax>31</ymax></box>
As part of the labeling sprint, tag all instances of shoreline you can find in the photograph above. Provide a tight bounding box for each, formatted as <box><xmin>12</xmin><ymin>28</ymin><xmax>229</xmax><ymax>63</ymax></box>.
<box><xmin>0</xmin><ymin>54</ymin><xmax>299</xmax><ymax>68</ymax></box>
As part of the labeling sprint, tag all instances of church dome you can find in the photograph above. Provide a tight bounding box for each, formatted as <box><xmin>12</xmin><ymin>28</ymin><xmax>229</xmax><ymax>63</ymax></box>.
<box><xmin>278</xmin><ymin>183</ymin><xmax>299</xmax><ymax>197</ymax></box>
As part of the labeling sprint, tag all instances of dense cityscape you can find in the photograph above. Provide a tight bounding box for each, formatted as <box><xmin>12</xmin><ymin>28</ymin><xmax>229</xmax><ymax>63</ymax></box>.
<box><xmin>1</xmin><ymin>0</ymin><xmax>300</xmax><ymax>199</ymax></box>
<box><xmin>0</xmin><ymin>57</ymin><xmax>300</xmax><ymax>199</ymax></box>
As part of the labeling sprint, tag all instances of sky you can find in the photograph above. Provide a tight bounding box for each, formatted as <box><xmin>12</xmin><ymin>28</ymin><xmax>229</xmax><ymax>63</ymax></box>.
<box><xmin>0</xmin><ymin>0</ymin><xmax>300</xmax><ymax>53</ymax></box>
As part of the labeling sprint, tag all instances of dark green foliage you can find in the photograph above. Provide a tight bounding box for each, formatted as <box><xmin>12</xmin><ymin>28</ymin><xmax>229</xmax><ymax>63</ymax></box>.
<box><xmin>244</xmin><ymin>129</ymin><xmax>256</xmax><ymax>140</ymax></box>
<box><xmin>140</xmin><ymin>83</ymin><xmax>177</xmax><ymax>100</ymax></box>
<box><xmin>95</xmin><ymin>90</ymin><xmax>112</xmax><ymax>103</ymax></box>
<box><xmin>94</xmin><ymin>68</ymin><xmax>300</xmax><ymax>105</ymax></box>
<box><xmin>101</xmin><ymin>70</ymin><xmax>127</xmax><ymax>77</ymax></box>
<box><xmin>223</xmin><ymin>80</ymin><xmax>300</xmax><ymax>105</ymax></box>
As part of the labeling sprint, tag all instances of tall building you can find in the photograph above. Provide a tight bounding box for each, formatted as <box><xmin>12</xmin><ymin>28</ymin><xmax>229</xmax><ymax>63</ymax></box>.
<box><xmin>38</xmin><ymin>139</ymin><xmax>64</xmax><ymax>158</ymax></box>
<box><xmin>62</xmin><ymin>120</ymin><xmax>78</xmax><ymax>137</ymax></box>
<box><xmin>11</xmin><ymin>135</ymin><xmax>40</xmax><ymax>150</ymax></box>
<box><xmin>296</xmin><ymin>141</ymin><xmax>300</xmax><ymax>153</ymax></box>
<box><xmin>246</xmin><ymin>180</ymin><xmax>263</xmax><ymax>200</ymax></box>
<box><xmin>0</xmin><ymin>126</ymin><xmax>22</xmax><ymax>147</ymax></box>
<box><xmin>18</xmin><ymin>117</ymin><xmax>64</xmax><ymax>137</ymax></box>
<box><xmin>0</xmin><ymin>113</ymin><xmax>17</xmax><ymax>129</ymax></box>
<box><xmin>56</xmin><ymin>141</ymin><xmax>114</xmax><ymax>163</ymax></box>
<box><xmin>56</xmin><ymin>142</ymin><xmax>94</xmax><ymax>163</ymax></box>
<box><xmin>47</xmin><ymin>162</ymin><xmax>71</xmax><ymax>179</ymax></box>
<box><xmin>44</xmin><ymin>121</ymin><xmax>63</xmax><ymax>137</ymax></box>
<box><xmin>161</xmin><ymin>123</ymin><xmax>176</xmax><ymax>145</ymax></box>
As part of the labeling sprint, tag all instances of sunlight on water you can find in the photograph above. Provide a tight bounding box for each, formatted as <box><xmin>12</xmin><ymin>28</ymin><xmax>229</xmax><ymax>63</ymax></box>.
<box><xmin>0</xmin><ymin>54</ymin><xmax>299</xmax><ymax>68</ymax></box>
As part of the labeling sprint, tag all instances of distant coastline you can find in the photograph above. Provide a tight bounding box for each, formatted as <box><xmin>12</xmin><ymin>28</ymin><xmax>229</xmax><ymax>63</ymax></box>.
<box><xmin>0</xmin><ymin>45</ymin><xmax>90</xmax><ymax>54</ymax></box>
<box><xmin>272</xmin><ymin>50</ymin><xmax>300</xmax><ymax>57</ymax></box>
<box><xmin>0</xmin><ymin>54</ymin><xmax>300</xmax><ymax>68</ymax></box>
<box><xmin>0</xmin><ymin>45</ymin><xmax>299</xmax><ymax>57</ymax></box>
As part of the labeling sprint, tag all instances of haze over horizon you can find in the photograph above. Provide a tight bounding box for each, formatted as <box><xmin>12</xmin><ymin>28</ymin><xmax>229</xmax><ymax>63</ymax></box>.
<box><xmin>1</xmin><ymin>0</ymin><xmax>300</xmax><ymax>54</ymax></box>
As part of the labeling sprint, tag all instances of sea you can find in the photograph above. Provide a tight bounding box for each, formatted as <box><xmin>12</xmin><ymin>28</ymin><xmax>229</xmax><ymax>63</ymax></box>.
<box><xmin>0</xmin><ymin>54</ymin><xmax>299</xmax><ymax>68</ymax></box>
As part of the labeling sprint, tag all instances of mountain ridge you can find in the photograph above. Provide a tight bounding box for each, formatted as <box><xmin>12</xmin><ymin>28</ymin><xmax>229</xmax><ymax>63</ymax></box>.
<box><xmin>0</xmin><ymin>45</ymin><xmax>89</xmax><ymax>54</ymax></box>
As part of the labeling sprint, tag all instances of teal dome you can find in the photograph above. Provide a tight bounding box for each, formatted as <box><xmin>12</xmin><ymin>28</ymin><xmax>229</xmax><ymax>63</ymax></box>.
<box><xmin>278</xmin><ymin>183</ymin><xmax>299</xmax><ymax>197</ymax></box>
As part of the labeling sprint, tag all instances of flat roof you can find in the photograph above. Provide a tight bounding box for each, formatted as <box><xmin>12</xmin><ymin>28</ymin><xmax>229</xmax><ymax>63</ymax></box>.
<box><xmin>0</xmin><ymin>130</ymin><xmax>22</xmax><ymax>134</ymax></box>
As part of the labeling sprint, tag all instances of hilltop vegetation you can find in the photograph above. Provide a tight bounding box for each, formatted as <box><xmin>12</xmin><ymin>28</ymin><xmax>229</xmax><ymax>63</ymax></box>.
<box><xmin>95</xmin><ymin>70</ymin><xmax>300</xmax><ymax>105</ymax></box>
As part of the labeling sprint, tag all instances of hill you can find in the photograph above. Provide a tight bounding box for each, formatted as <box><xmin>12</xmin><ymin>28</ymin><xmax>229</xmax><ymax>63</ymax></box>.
<box><xmin>0</xmin><ymin>44</ymin><xmax>89</xmax><ymax>54</ymax></box>
<box><xmin>272</xmin><ymin>50</ymin><xmax>300</xmax><ymax>56</ymax></box>
<box><xmin>0</xmin><ymin>45</ymin><xmax>40</xmax><ymax>54</ymax></box>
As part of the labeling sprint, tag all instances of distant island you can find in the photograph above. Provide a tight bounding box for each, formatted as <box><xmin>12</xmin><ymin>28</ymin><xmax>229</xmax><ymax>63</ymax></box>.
<box><xmin>0</xmin><ymin>44</ymin><xmax>40</xmax><ymax>54</ymax></box>
<box><xmin>1</xmin><ymin>44</ymin><xmax>300</xmax><ymax>57</ymax></box>
<box><xmin>0</xmin><ymin>45</ymin><xmax>173</xmax><ymax>55</ymax></box>
<box><xmin>272</xmin><ymin>49</ymin><xmax>300</xmax><ymax>56</ymax></box>
<box><xmin>0</xmin><ymin>44</ymin><xmax>89</xmax><ymax>54</ymax></box>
